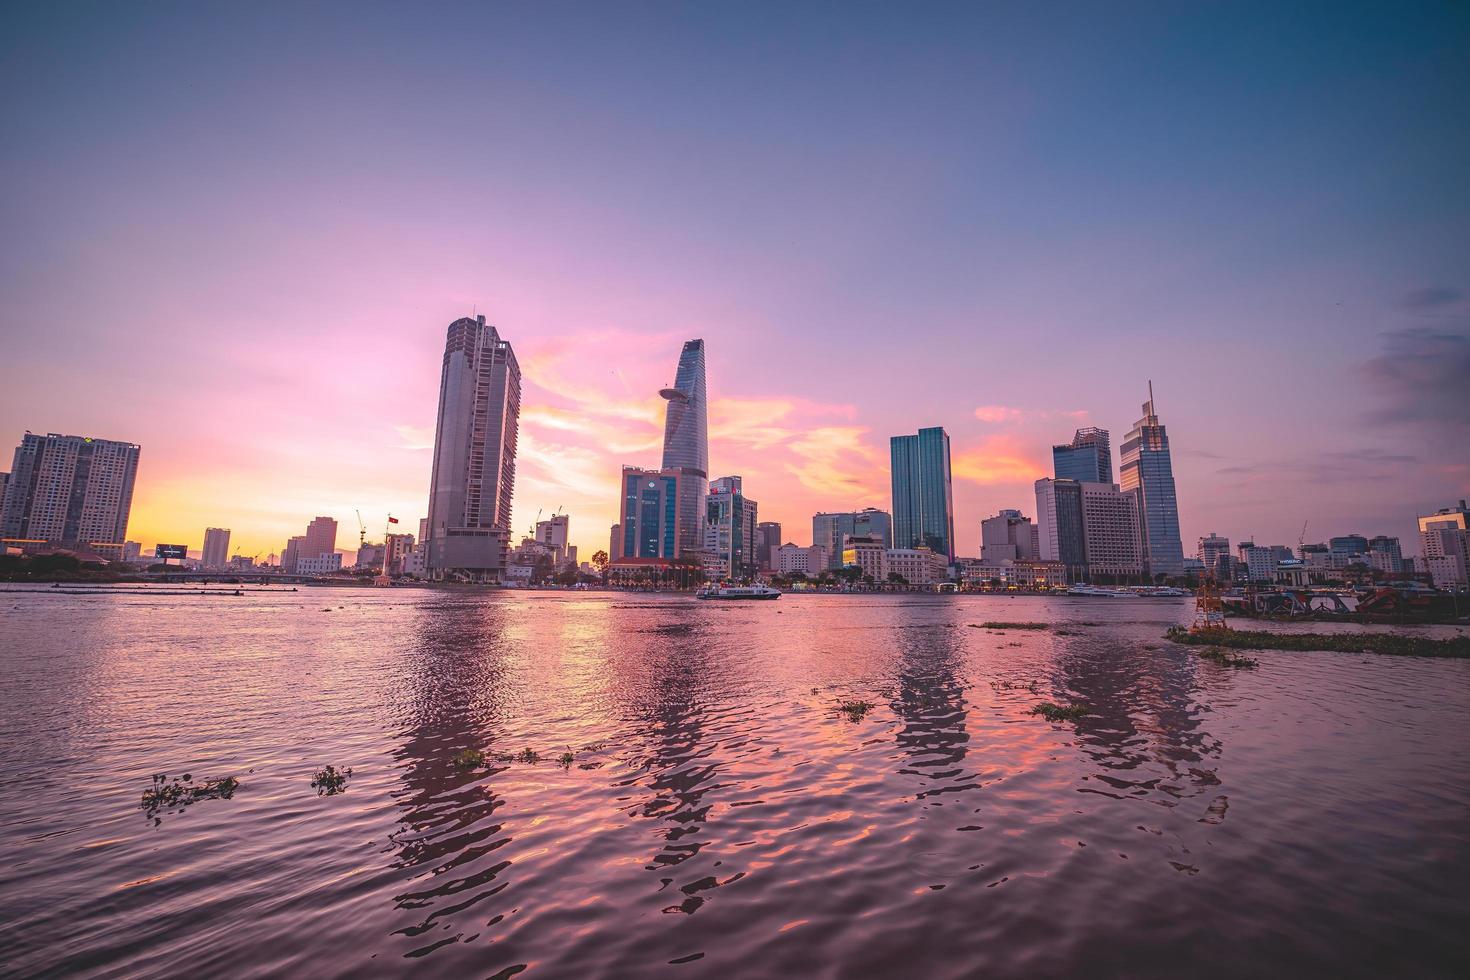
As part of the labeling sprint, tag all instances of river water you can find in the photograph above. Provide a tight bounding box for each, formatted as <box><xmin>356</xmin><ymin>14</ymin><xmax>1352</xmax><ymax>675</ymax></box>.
<box><xmin>1</xmin><ymin>588</ymin><xmax>1467</xmax><ymax>978</ymax></box>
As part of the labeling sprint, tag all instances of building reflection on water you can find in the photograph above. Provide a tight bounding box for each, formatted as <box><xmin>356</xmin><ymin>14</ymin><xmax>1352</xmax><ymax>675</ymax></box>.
<box><xmin>383</xmin><ymin>597</ymin><xmax>521</xmax><ymax>959</ymax></box>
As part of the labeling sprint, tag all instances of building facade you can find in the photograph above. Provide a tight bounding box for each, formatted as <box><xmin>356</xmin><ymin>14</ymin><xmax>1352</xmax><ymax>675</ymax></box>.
<box><xmin>202</xmin><ymin>527</ymin><xmax>231</xmax><ymax>568</ymax></box>
<box><xmin>660</xmin><ymin>339</ymin><xmax>709</xmax><ymax>554</ymax></box>
<box><xmin>303</xmin><ymin>517</ymin><xmax>337</xmax><ymax>562</ymax></box>
<box><xmin>425</xmin><ymin>315</ymin><xmax>521</xmax><ymax>580</ymax></box>
<box><xmin>890</xmin><ymin>426</ymin><xmax>955</xmax><ymax>561</ymax></box>
<box><xmin>980</xmin><ymin>509</ymin><xmax>1039</xmax><ymax>563</ymax></box>
<box><xmin>1052</xmin><ymin>427</ymin><xmax>1113</xmax><ymax>484</ymax></box>
<box><xmin>775</xmin><ymin>543</ymin><xmax>828</xmax><ymax>576</ymax></box>
<box><xmin>841</xmin><ymin>534</ymin><xmax>886</xmax><ymax>581</ymax></box>
<box><xmin>884</xmin><ymin>547</ymin><xmax>948</xmax><ymax>585</ymax></box>
<box><xmin>1419</xmin><ymin>501</ymin><xmax>1469</xmax><ymax>590</ymax></box>
<box><xmin>812</xmin><ymin>509</ymin><xmax>891</xmax><ymax>568</ymax></box>
<box><xmin>296</xmin><ymin>553</ymin><xmax>343</xmax><ymax>576</ymax></box>
<box><xmin>1079</xmin><ymin>482</ymin><xmax>1144</xmax><ymax>579</ymax></box>
<box><xmin>755</xmin><ymin>521</ymin><xmax>782</xmax><ymax>571</ymax></box>
<box><xmin>705</xmin><ymin>475</ymin><xmax>758</xmax><ymax>580</ymax></box>
<box><xmin>1034</xmin><ymin>478</ymin><xmax>1087</xmax><ymax>581</ymax></box>
<box><xmin>1118</xmin><ymin>387</ymin><xmax>1184</xmax><ymax>577</ymax></box>
<box><xmin>619</xmin><ymin>466</ymin><xmax>685</xmax><ymax>560</ymax></box>
<box><xmin>0</xmin><ymin>433</ymin><xmax>140</xmax><ymax>547</ymax></box>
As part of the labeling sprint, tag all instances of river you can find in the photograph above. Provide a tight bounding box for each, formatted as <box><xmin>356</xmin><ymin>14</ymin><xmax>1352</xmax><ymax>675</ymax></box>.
<box><xmin>1</xmin><ymin>588</ymin><xmax>1466</xmax><ymax>977</ymax></box>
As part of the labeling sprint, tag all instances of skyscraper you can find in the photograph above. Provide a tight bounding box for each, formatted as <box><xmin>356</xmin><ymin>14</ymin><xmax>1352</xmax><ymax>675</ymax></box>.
<box><xmin>1118</xmin><ymin>385</ymin><xmax>1184</xmax><ymax>577</ymax></box>
<box><xmin>706</xmin><ymin>476</ymin><xmax>758</xmax><ymax>580</ymax></box>
<box><xmin>0</xmin><ymin>432</ymin><xmax>140</xmax><ymax>545</ymax></box>
<box><xmin>1034</xmin><ymin>478</ymin><xmax>1087</xmax><ymax>581</ymax></box>
<box><xmin>425</xmin><ymin>315</ymin><xmax>522</xmax><ymax>580</ymax></box>
<box><xmin>202</xmin><ymin>527</ymin><xmax>231</xmax><ymax>568</ymax></box>
<box><xmin>1053</xmin><ymin>427</ymin><xmax>1113</xmax><ymax>484</ymax></box>
<box><xmin>812</xmin><ymin>509</ymin><xmax>892</xmax><ymax>569</ymax></box>
<box><xmin>755</xmin><ymin>521</ymin><xmax>782</xmax><ymax>570</ymax></box>
<box><xmin>660</xmin><ymin>339</ymin><xmax>709</xmax><ymax>553</ymax></box>
<box><xmin>890</xmin><ymin>426</ymin><xmax>955</xmax><ymax>562</ymax></box>
<box><xmin>303</xmin><ymin>516</ymin><xmax>337</xmax><ymax>560</ymax></box>
<box><xmin>1418</xmin><ymin>501</ymin><xmax>1469</xmax><ymax>590</ymax></box>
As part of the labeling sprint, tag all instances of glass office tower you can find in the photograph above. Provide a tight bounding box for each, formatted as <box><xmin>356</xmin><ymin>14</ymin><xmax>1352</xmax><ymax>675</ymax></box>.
<box><xmin>890</xmin><ymin>426</ymin><xmax>956</xmax><ymax>562</ymax></box>
<box><xmin>1118</xmin><ymin>385</ymin><xmax>1184</xmax><ymax>578</ymax></box>
<box><xmin>660</xmin><ymin>340</ymin><xmax>709</xmax><ymax>553</ymax></box>
<box><xmin>1052</xmin><ymin>427</ymin><xmax>1113</xmax><ymax>484</ymax></box>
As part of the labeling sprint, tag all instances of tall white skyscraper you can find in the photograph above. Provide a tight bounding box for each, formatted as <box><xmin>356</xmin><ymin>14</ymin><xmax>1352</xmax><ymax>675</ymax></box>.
<box><xmin>202</xmin><ymin>527</ymin><xmax>231</xmax><ymax>568</ymax></box>
<box><xmin>1</xmin><ymin>432</ymin><xmax>140</xmax><ymax>545</ymax></box>
<box><xmin>425</xmin><ymin>315</ymin><xmax>522</xmax><ymax>580</ymax></box>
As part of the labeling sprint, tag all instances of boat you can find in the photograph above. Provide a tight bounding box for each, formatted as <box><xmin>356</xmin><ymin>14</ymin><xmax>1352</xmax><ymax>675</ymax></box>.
<box><xmin>696</xmin><ymin>584</ymin><xmax>781</xmax><ymax>600</ymax></box>
<box><xmin>1066</xmin><ymin>585</ymin><xmax>1134</xmax><ymax>598</ymax></box>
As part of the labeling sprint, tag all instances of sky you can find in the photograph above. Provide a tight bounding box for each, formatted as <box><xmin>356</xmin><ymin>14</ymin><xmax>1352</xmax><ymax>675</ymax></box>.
<box><xmin>2</xmin><ymin>1</ymin><xmax>1467</xmax><ymax>562</ymax></box>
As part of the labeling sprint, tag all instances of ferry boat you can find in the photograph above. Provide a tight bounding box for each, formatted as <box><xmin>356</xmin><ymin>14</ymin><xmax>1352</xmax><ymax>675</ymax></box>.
<box><xmin>696</xmin><ymin>584</ymin><xmax>782</xmax><ymax>600</ymax></box>
<box><xmin>1066</xmin><ymin>584</ymin><xmax>1134</xmax><ymax>598</ymax></box>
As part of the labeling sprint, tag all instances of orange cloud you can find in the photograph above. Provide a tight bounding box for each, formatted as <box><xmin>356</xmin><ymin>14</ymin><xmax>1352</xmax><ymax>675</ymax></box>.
<box><xmin>951</xmin><ymin>434</ymin><xmax>1048</xmax><ymax>485</ymax></box>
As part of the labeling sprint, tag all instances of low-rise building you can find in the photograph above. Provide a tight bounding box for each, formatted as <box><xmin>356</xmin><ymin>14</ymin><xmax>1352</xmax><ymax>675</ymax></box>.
<box><xmin>841</xmin><ymin>534</ymin><xmax>886</xmax><ymax>581</ymax></box>
<box><xmin>883</xmin><ymin>547</ymin><xmax>948</xmax><ymax>586</ymax></box>
<box><xmin>296</xmin><ymin>553</ymin><xmax>343</xmax><ymax>576</ymax></box>
<box><xmin>775</xmin><ymin>543</ymin><xmax>828</xmax><ymax>576</ymax></box>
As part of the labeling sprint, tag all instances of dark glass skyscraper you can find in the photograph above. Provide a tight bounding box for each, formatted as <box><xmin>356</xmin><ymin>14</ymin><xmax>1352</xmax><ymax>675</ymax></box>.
<box><xmin>1053</xmin><ymin>427</ymin><xmax>1113</xmax><ymax>484</ymax></box>
<box><xmin>1118</xmin><ymin>384</ymin><xmax>1184</xmax><ymax>577</ymax></box>
<box><xmin>660</xmin><ymin>339</ymin><xmax>708</xmax><ymax>553</ymax></box>
<box><xmin>890</xmin><ymin>426</ymin><xmax>956</xmax><ymax>562</ymax></box>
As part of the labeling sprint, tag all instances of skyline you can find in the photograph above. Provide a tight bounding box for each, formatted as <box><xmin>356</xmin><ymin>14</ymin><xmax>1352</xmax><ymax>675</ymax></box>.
<box><xmin>3</xmin><ymin>2</ymin><xmax>1468</xmax><ymax>560</ymax></box>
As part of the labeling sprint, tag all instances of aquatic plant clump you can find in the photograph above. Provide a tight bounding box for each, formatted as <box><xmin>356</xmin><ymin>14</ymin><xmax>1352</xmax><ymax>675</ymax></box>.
<box><xmin>515</xmin><ymin>748</ymin><xmax>541</xmax><ymax>765</ymax></box>
<box><xmin>141</xmin><ymin>773</ymin><xmax>239</xmax><ymax>814</ymax></box>
<box><xmin>453</xmin><ymin>749</ymin><xmax>486</xmax><ymax>770</ymax></box>
<box><xmin>837</xmin><ymin>699</ymin><xmax>874</xmax><ymax>722</ymax></box>
<box><xmin>975</xmin><ymin>622</ymin><xmax>1050</xmax><ymax>630</ymax></box>
<box><xmin>1198</xmin><ymin>648</ymin><xmax>1259</xmax><ymax>668</ymax></box>
<box><xmin>1030</xmin><ymin>702</ymin><xmax>1088</xmax><ymax>722</ymax></box>
<box><xmin>1165</xmin><ymin>626</ymin><xmax>1470</xmax><ymax>659</ymax></box>
<box><xmin>311</xmin><ymin>765</ymin><xmax>352</xmax><ymax>795</ymax></box>
<box><xmin>557</xmin><ymin>750</ymin><xmax>575</xmax><ymax>769</ymax></box>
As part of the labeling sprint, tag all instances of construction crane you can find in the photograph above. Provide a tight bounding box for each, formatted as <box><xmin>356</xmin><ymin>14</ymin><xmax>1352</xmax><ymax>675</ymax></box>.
<box><xmin>1298</xmin><ymin>521</ymin><xmax>1308</xmax><ymax>551</ymax></box>
<box><xmin>356</xmin><ymin>510</ymin><xmax>367</xmax><ymax>551</ymax></box>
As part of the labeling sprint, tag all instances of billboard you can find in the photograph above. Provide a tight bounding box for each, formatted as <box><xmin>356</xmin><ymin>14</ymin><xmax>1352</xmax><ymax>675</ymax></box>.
<box><xmin>155</xmin><ymin>544</ymin><xmax>188</xmax><ymax>560</ymax></box>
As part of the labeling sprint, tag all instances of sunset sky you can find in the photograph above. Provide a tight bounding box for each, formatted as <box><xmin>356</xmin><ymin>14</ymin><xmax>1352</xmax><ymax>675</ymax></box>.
<box><xmin>3</xmin><ymin>2</ymin><xmax>1467</xmax><ymax>561</ymax></box>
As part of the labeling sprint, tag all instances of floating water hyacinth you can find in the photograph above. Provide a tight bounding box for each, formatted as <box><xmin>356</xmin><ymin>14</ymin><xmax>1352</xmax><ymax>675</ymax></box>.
<box><xmin>1029</xmin><ymin>702</ymin><xmax>1088</xmax><ymax>722</ymax></box>
<box><xmin>311</xmin><ymin>765</ymin><xmax>352</xmax><ymax>795</ymax></box>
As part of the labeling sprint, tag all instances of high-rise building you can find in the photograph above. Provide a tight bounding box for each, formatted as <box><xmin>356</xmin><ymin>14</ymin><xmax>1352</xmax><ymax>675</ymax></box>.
<box><xmin>1118</xmin><ymin>385</ymin><xmax>1184</xmax><ymax>577</ymax></box>
<box><xmin>1419</xmin><ymin>501</ymin><xmax>1469</xmax><ymax>590</ymax></box>
<box><xmin>980</xmin><ymin>509</ymin><xmax>1039</xmax><ymax>563</ymax></box>
<box><xmin>1237</xmin><ymin>541</ymin><xmax>1277</xmax><ymax>583</ymax></box>
<box><xmin>281</xmin><ymin>535</ymin><xmax>305</xmax><ymax>573</ymax></box>
<box><xmin>618</xmin><ymin>466</ymin><xmax>685</xmax><ymax>560</ymax></box>
<box><xmin>303</xmin><ymin>517</ymin><xmax>337</xmax><ymax>560</ymax></box>
<box><xmin>755</xmin><ymin>521</ymin><xmax>782</xmax><ymax>570</ymax></box>
<box><xmin>536</xmin><ymin>514</ymin><xmax>572</xmax><ymax>566</ymax></box>
<box><xmin>1053</xmin><ymin>427</ymin><xmax>1113</xmax><ymax>484</ymax></box>
<box><xmin>890</xmin><ymin>427</ymin><xmax>956</xmax><ymax>562</ymax></box>
<box><xmin>425</xmin><ymin>315</ymin><xmax>521</xmax><ymax>580</ymax></box>
<box><xmin>1079</xmin><ymin>482</ymin><xmax>1145</xmax><ymax>578</ymax></box>
<box><xmin>812</xmin><ymin>509</ymin><xmax>891</xmax><ymax>568</ymax></box>
<box><xmin>609</xmin><ymin>523</ymin><xmax>622</xmax><ymax>561</ymax></box>
<box><xmin>1198</xmin><ymin>533</ymin><xmax>1230</xmax><ymax>571</ymax></box>
<box><xmin>660</xmin><ymin>339</ymin><xmax>709</xmax><ymax>554</ymax></box>
<box><xmin>1367</xmin><ymin>535</ymin><xmax>1403</xmax><ymax>574</ymax></box>
<box><xmin>705</xmin><ymin>476</ymin><xmax>758</xmax><ymax>580</ymax></box>
<box><xmin>1034</xmin><ymin>478</ymin><xmax>1087</xmax><ymax>581</ymax></box>
<box><xmin>775</xmin><ymin>543</ymin><xmax>828</xmax><ymax>576</ymax></box>
<box><xmin>202</xmin><ymin>527</ymin><xmax>231</xmax><ymax>568</ymax></box>
<box><xmin>1329</xmin><ymin>534</ymin><xmax>1369</xmax><ymax>568</ymax></box>
<box><xmin>1</xmin><ymin>432</ymin><xmax>140</xmax><ymax>546</ymax></box>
